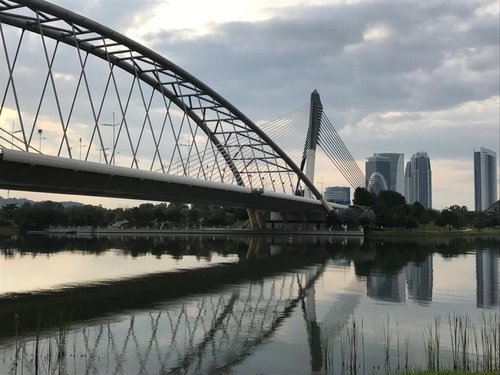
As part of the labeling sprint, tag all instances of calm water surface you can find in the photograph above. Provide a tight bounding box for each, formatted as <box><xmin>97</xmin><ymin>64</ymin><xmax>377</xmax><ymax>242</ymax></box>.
<box><xmin>0</xmin><ymin>234</ymin><xmax>498</xmax><ymax>374</ymax></box>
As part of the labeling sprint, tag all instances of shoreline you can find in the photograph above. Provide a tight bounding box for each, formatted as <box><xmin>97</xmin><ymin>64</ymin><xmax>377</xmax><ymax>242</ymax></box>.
<box><xmin>28</xmin><ymin>226</ymin><xmax>365</xmax><ymax>237</ymax></box>
<box><xmin>366</xmin><ymin>227</ymin><xmax>500</xmax><ymax>238</ymax></box>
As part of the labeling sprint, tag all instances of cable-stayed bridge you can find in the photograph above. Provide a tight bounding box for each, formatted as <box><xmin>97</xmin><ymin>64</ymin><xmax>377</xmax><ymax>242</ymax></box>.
<box><xmin>0</xmin><ymin>0</ymin><xmax>365</xmax><ymax>223</ymax></box>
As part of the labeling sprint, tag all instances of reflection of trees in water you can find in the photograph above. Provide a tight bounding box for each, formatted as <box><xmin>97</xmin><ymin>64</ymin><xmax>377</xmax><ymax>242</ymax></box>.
<box><xmin>0</xmin><ymin>234</ymin><xmax>251</xmax><ymax>260</ymax></box>
<box><xmin>0</xmin><ymin>264</ymin><xmax>324</xmax><ymax>374</ymax></box>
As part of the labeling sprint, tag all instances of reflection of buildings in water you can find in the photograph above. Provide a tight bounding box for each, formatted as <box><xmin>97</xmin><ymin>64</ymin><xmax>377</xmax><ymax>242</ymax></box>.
<box><xmin>406</xmin><ymin>255</ymin><xmax>433</xmax><ymax>305</ymax></box>
<box><xmin>367</xmin><ymin>268</ymin><xmax>406</xmax><ymax>303</ymax></box>
<box><xmin>476</xmin><ymin>250</ymin><xmax>499</xmax><ymax>308</ymax></box>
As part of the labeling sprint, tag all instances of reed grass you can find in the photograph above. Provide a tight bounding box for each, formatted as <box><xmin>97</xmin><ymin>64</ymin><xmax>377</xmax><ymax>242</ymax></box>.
<box><xmin>3</xmin><ymin>312</ymin><xmax>499</xmax><ymax>374</ymax></box>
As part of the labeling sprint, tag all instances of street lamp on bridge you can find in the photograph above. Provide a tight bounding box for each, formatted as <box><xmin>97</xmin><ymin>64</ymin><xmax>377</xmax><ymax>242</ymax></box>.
<box><xmin>11</xmin><ymin>120</ymin><xmax>21</xmax><ymax>149</ymax></box>
<box><xmin>101</xmin><ymin>112</ymin><xmax>119</xmax><ymax>165</ymax></box>
<box><xmin>37</xmin><ymin>129</ymin><xmax>46</xmax><ymax>152</ymax></box>
<box><xmin>79</xmin><ymin>137</ymin><xmax>87</xmax><ymax>160</ymax></box>
<box><xmin>98</xmin><ymin>147</ymin><xmax>110</xmax><ymax>163</ymax></box>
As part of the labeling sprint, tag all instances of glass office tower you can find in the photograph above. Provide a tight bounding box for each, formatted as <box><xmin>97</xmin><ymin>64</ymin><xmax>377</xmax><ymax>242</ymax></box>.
<box><xmin>405</xmin><ymin>152</ymin><xmax>432</xmax><ymax>208</ymax></box>
<box><xmin>474</xmin><ymin>147</ymin><xmax>497</xmax><ymax>211</ymax></box>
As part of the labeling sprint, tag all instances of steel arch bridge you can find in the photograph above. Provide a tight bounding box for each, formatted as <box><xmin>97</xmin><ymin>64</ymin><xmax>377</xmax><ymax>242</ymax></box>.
<box><xmin>0</xmin><ymin>0</ymin><xmax>335</xmax><ymax>213</ymax></box>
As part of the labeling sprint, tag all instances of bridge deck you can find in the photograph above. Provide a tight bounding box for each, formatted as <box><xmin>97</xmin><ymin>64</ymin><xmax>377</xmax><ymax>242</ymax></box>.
<box><xmin>0</xmin><ymin>148</ymin><xmax>330</xmax><ymax>212</ymax></box>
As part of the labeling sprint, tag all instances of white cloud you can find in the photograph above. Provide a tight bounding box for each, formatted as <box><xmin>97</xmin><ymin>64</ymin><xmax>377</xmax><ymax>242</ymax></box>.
<box><xmin>363</xmin><ymin>24</ymin><xmax>391</xmax><ymax>42</ymax></box>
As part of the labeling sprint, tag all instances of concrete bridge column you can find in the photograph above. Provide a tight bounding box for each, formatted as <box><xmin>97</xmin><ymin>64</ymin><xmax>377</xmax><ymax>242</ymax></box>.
<box><xmin>247</xmin><ymin>208</ymin><xmax>264</xmax><ymax>229</ymax></box>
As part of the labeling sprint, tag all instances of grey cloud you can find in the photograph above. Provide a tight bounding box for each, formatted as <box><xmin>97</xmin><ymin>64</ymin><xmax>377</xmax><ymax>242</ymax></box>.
<box><xmin>144</xmin><ymin>0</ymin><xmax>498</xmax><ymax>130</ymax></box>
<box><xmin>56</xmin><ymin>0</ymin><xmax>156</xmax><ymax>31</ymax></box>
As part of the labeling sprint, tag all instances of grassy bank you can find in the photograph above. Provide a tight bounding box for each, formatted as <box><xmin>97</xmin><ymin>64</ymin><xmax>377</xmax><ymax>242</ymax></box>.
<box><xmin>367</xmin><ymin>227</ymin><xmax>499</xmax><ymax>238</ymax></box>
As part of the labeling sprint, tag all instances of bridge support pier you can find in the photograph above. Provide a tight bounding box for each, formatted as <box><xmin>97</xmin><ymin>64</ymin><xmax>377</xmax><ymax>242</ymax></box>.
<box><xmin>267</xmin><ymin>211</ymin><xmax>326</xmax><ymax>231</ymax></box>
<box><xmin>247</xmin><ymin>208</ymin><xmax>264</xmax><ymax>229</ymax></box>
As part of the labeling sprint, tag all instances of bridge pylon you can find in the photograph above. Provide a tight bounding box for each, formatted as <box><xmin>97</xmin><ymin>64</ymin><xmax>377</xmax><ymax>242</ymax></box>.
<box><xmin>304</xmin><ymin>90</ymin><xmax>323</xmax><ymax>199</ymax></box>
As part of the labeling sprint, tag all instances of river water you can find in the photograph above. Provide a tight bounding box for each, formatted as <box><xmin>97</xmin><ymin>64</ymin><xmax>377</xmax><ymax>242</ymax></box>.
<box><xmin>0</xmin><ymin>234</ymin><xmax>498</xmax><ymax>374</ymax></box>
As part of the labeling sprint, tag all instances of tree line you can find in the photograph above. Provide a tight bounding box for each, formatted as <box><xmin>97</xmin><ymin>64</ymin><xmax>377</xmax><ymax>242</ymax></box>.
<box><xmin>326</xmin><ymin>187</ymin><xmax>499</xmax><ymax>231</ymax></box>
<box><xmin>1</xmin><ymin>189</ymin><xmax>498</xmax><ymax>232</ymax></box>
<box><xmin>0</xmin><ymin>201</ymin><xmax>248</xmax><ymax>231</ymax></box>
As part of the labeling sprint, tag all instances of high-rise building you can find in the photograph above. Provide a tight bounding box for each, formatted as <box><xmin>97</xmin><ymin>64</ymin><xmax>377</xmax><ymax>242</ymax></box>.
<box><xmin>474</xmin><ymin>147</ymin><xmax>497</xmax><ymax>211</ymax></box>
<box><xmin>365</xmin><ymin>153</ymin><xmax>404</xmax><ymax>195</ymax></box>
<box><xmin>377</xmin><ymin>153</ymin><xmax>405</xmax><ymax>195</ymax></box>
<box><xmin>324</xmin><ymin>186</ymin><xmax>350</xmax><ymax>205</ymax></box>
<box><xmin>405</xmin><ymin>152</ymin><xmax>432</xmax><ymax>208</ymax></box>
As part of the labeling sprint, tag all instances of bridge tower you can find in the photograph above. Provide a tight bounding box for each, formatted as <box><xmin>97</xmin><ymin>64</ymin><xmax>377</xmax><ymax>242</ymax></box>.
<box><xmin>304</xmin><ymin>90</ymin><xmax>323</xmax><ymax>199</ymax></box>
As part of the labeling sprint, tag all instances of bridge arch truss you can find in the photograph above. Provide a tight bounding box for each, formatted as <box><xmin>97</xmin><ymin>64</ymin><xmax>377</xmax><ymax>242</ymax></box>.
<box><xmin>0</xmin><ymin>0</ymin><xmax>324</xmax><ymax>202</ymax></box>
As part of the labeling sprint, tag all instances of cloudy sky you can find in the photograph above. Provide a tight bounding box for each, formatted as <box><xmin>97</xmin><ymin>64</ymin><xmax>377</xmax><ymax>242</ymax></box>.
<box><xmin>2</xmin><ymin>0</ymin><xmax>499</xmax><ymax>209</ymax></box>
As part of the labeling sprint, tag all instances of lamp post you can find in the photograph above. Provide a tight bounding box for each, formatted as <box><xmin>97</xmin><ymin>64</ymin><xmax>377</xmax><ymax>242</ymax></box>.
<box><xmin>37</xmin><ymin>129</ymin><xmax>46</xmax><ymax>152</ymax></box>
<box><xmin>98</xmin><ymin>147</ymin><xmax>110</xmax><ymax>163</ymax></box>
<box><xmin>316</xmin><ymin>177</ymin><xmax>324</xmax><ymax>194</ymax></box>
<box><xmin>79</xmin><ymin>137</ymin><xmax>87</xmax><ymax>160</ymax></box>
<box><xmin>101</xmin><ymin>112</ymin><xmax>119</xmax><ymax>165</ymax></box>
<box><xmin>11</xmin><ymin>121</ymin><xmax>21</xmax><ymax>149</ymax></box>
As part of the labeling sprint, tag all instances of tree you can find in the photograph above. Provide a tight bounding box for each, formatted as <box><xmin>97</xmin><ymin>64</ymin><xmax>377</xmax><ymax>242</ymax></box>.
<box><xmin>1</xmin><ymin>203</ymin><xmax>17</xmax><ymax>224</ymax></box>
<box><xmin>403</xmin><ymin>215</ymin><xmax>418</xmax><ymax>230</ymax></box>
<box><xmin>440</xmin><ymin>209</ymin><xmax>459</xmax><ymax>231</ymax></box>
<box><xmin>326</xmin><ymin>210</ymin><xmax>342</xmax><ymax>228</ymax></box>
<box><xmin>411</xmin><ymin>202</ymin><xmax>425</xmax><ymax>220</ymax></box>
<box><xmin>353</xmin><ymin>187</ymin><xmax>376</xmax><ymax>207</ymax></box>
<box><xmin>378</xmin><ymin>190</ymin><xmax>406</xmax><ymax>208</ymax></box>
<box><xmin>472</xmin><ymin>216</ymin><xmax>488</xmax><ymax>231</ymax></box>
<box><xmin>419</xmin><ymin>209</ymin><xmax>434</xmax><ymax>231</ymax></box>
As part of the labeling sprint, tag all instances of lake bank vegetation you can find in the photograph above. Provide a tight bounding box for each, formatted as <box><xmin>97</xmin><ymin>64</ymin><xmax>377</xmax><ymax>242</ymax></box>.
<box><xmin>0</xmin><ymin>189</ymin><xmax>499</xmax><ymax>235</ymax></box>
<box><xmin>327</xmin><ymin>188</ymin><xmax>499</xmax><ymax>235</ymax></box>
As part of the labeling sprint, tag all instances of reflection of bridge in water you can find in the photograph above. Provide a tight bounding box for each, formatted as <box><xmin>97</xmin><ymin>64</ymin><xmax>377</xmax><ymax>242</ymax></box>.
<box><xmin>1</xmin><ymin>257</ymin><xmax>327</xmax><ymax>374</ymax></box>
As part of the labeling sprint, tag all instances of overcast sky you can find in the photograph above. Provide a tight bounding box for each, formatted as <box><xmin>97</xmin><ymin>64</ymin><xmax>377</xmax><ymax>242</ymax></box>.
<box><xmin>2</xmin><ymin>0</ymin><xmax>499</xmax><ymax>209</ymax></box>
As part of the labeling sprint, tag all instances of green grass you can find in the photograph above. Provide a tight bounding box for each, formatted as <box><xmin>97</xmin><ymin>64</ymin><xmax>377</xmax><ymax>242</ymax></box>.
<box><xmin>367</xmin><ymin>226</ymin><xmax>500</xmax><ymax>238</ymax></box>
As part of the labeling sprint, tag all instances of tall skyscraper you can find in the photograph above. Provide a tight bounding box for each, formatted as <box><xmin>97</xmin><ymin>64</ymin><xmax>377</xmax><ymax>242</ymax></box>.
<box><xmin>365</xmin><ymin>153</ymin><xmax>404</xmax><ymax>195</ymax></box>
<box><xmin>474</xmin><ymin>147</ymin><xmax>497</xmax><ymax>211</ymax></box>
<box><xmin>324</xmin><ymin>186</ymin><xmax>350</xmax><ymax>205</ymax></box>
<box><xmin>378</xmin><ymin>153</ymin><xmax>405</xmax><ymax>195</ymax></box>
<box><xmin>405</xmin><ymin>152</ymin><xmax>432</xmax><ymax>208</ymax></box>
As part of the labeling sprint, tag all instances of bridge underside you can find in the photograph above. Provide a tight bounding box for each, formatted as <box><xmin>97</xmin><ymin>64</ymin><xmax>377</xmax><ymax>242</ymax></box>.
<box><xmin>0</xmin><ymin>149</ymin><xmax>325</xmax><ymax>213</ymax></box>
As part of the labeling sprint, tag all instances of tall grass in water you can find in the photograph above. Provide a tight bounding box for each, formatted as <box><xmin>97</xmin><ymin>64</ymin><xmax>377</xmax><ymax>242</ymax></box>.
<box><xmin>446</xmin><ymin>312</ymin><xmax>500</xmax><ymax>372</ymax></box>
<box><xmin>346</xmin><ymin>319</ymin><xmax>358</xmax><ymax>374</ymax></box>
<box><xmin>321</xmin><ymin>317</ymin><xmax>363</xmax><ymax>375</ymax></box>
<box><xmin>448</xmin><ymin>313</ymin><xmax>469</xmax><ymax>370</ymax></box>
<box><xmin>319</xmin><ymin>312</ymin><xmax>498</xmax><ymax>374</ymax></box>
<box><xmin>4</xmin><ymin>312</ymin><xmax>500</xmax><ymax>374</ymax></box>
<box><xmin>423</xmin><ymin>317</ymin><xmax>440</xmax><ymax>371</ymax></box>
<box><xmin>480</xmin><ymin>313</ymin><xmax>499</xmax><ymax>371</ymax></box>
<box><xmin>383</xmin><ymin>316</ymin><xmax>392</xmax><ymax>373</ymax></box>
